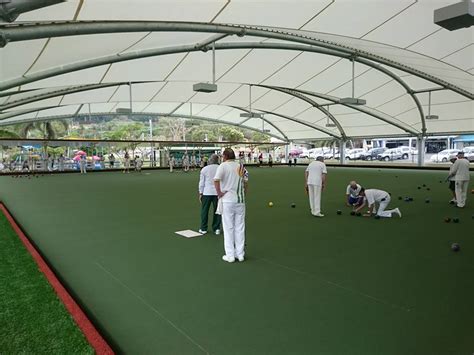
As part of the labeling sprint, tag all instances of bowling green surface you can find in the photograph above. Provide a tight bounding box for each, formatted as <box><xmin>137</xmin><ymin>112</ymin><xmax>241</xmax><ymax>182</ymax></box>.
<box><xmin>0</xmin><ymin>166</ymin><xmax>473</xmax><ymax>354</ymax></box>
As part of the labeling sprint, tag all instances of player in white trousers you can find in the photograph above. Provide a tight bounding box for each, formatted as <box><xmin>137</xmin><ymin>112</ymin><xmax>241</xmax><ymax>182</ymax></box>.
<box><xmin>448</xmin><ymin>151</ymin><xmax>471</xmax><ymax>208</ymax></box>
<box><xmin>79</xmin><ymin>154</ymin><xmax>87</xmax><ymax>174</ymax></box>
<box><xmin>305</xmin><ymin>156</ymin><xmax>327</xmax><ymax>217</ymax></box>
<box><xmin>214</xmin><ymin>148</ymin><xmax>248</xmax><ymax>263</ymax></box>
<box><xmin>356</xmin><ymin>188</ymin><xmax>402</xmax><ymax>218</ymax></box>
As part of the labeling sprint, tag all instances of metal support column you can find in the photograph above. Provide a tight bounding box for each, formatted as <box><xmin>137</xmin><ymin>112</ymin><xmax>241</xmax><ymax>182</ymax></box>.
<box><xmin>417</xmin><ymin>135</ymin><xmax>425</xmax><ymax>167</ymax></box>
<box><xmin>339</xmin><ymin>139</ymin><xmax>346</xmax><ymax>165</ymax></box>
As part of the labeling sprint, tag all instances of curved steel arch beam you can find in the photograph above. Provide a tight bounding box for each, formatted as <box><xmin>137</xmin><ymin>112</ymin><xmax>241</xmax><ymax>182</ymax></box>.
<box><xmin>0</xmin><ymin>105</ymin><xmax>59</xmax><ymax>120</ymax></box>
<box><xmin>0</xmin><ymin>41</ymin><xmax>349</xmax><ymax>92</ymax></box>
<box><xmin>231</xmin><ymin>106</ymin><xmax>340</xmax><ymax>139</ymax></box>
<box><xmin>256</xmin><ymin>85</ymin><xmax>347</xmax><ymax>139</ymax></box>
<box><xmin>0</xmin><ymin>109</ymin><xmax>288</xmax><ymax>141</ymax></box>
<box><xmin>0</xmin><ymin>21</ymin><xmax>471</xmax><ymax>99</ymax></box>
<box><xmin>284</xmin><ymin>86</ymin><xmax>420</xmax><ymax>136</ymax></box>
<box><xmin>0</xmin><ymin>81</ymin><xmax>144</xmax><ymax>111</ymax></box>
<box><xmin>227</xmin><ymin>106</ymin><xmax>289</xmax><ymax>141</ymax></box>
<box><xmin>0</xmin><ymin>41</ymin><xmax>449</xmax><ymax>135</ymax></box>
<box><xmin>355</xmin><ymin>57</ymin><xmax>427</xmax><ymax>135</ymax></box>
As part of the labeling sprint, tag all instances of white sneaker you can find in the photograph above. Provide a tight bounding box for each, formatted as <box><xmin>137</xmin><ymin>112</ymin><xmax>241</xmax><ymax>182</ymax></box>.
<box><xmin>394</xmin><ymin>208</ymin><xmax>402</xmax><ymax>218</ymax></box>
<box><xmin>198</xmin><ymin>229</ymin><xmax>207</xmax><ymax>234</ymax></box>
<box><xmin>314</xmin><ymin>213</ymin><xmax>324</xmax><ymax>217</ymax></box>
<box><xmin>215</xmin><ymin>229</ymin><xmax>221</xmax><ymax>235</ymax></box>
<box><xmin>237</xmin><ymin>256</ymin><xmax>245</xmax><ymax>262</ymax></box>
<box><xmin>222</xmin><ymin>255</ymin><xmax>235</xmax><ymax>263</ymax></box>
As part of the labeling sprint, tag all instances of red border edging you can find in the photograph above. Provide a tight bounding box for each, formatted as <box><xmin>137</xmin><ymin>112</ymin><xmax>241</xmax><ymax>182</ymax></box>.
<box><xmin>0</xmin><ymin>202</ymin><xmax>114</xmax><ymax>355</ymax></box>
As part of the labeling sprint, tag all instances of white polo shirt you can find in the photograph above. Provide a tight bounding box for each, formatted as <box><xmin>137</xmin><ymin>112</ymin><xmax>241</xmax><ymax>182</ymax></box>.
<box><xmin>450</xmin><ymin>158</ymin><xmax>471</xmax><ymax>181</ymax></box>
<box><xmin>346</xmin><ymin>184</ymin><xmax>362</xmax><ymax>198</ymax></box>
<box><xmin>214</xmin><ymin>160</ymin><xmax>248</xmax><ymax>203</ymax></box>
<box><xmin>305</xmin><ymin>161</ymin><xmax>327</xmax><ymax>186</ymax></box>
<box><xmin>199</xmin><ymin>164</ymin><xmax>218</xmax><ymax>196</ymax></box>
<box><xmin>364</xmin><ymin>189</ymin><xmax>390</xmax><ymax>207</ymax></box>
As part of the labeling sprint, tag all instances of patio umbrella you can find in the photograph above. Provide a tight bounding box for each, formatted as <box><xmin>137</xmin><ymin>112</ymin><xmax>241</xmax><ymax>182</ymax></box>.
<box><xmin>290</xmin><ymin>148</ymin><xmax>303</xmax><ymax>155</ymax></box>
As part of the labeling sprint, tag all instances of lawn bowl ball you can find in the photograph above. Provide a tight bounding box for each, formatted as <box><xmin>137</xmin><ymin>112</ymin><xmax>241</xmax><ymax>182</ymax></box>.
<box><xmin>356</xmin><ymin>212</ymin><xmax>362</xmax><ymax>217</ymax></box>
<box><xmin>268</xmin><ymin>202</ymin><xmax>274</xmax><ymax>207</ymax></box>
<box><xmin>350</xmin><ymin>211</ymin><xmax>356</xmax><ymax>216</ymax></box>
<box><xmin>426</xmin><ymin>188</ymin><xmax>430</xmax><ymax>191</ymax></box>
<box><xmin>444</xmin><ymin>217</ymin><xmax>451</xmax><ymax>223</ymax></box>
<box><xmin>425</xmin><ymin>199</ymin><xmax>430</xmax><ymax>203</ymax></box>
<box><xmin>417</xmin><ymin>186</ymin><xmax>421</xmax><ymax>190</ymax></box>
<box><xmin>451</xmin><ymin>243</ymin><xmax>460</xmax><ymax>252</ymax></box>
<box><xmin>374</xmin><ymin>215</ymin><xmax>381</xmax><ymax>220</ymax></box>
<box><xmin>408</xmin><ymin>197</ymin><xmax>414</xmax><ymax>202</ymax></box>
<box><xmin>291</xmin><ymin>203</ymin><xmax>296</xmax><ymax>208</ymax></box>
<box><xmin>336</xmin><ymin>210</ymin><xmax>342</xmax><ymax>215</ymax></box>
<box><xmin>404</xmin><ymin>197</ymin><xmax>410</xmax><ymax>202</ymax></box>
<box><xmin>453</xmin><ymin>218</ymin><xmax>459</xmax><ymax>223</ymax></box>
<box><xmin>422</xmin><ymin>184</ymin><xmax>426</xmax><ymax>187</ymax></box>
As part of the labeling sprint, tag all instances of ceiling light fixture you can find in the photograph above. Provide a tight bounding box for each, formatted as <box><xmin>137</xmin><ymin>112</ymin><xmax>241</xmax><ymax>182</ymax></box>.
<box><xmin>193</xmin><ymin>41</ymin><xmax>218</xmax><ymax>93</ymax></box>
<box><xmin>425</xmin><ymin>91</ymin><xmax>439</xmax><ymax>120</ymax></box>
<box><xmin>325</xmin><ymin>106</ymin><xmax>336</xmax><ymax>127</ymax></box>
<box><xmin>339</xmin><ymin>58</ymin><xmax>367</xmax><ymax>106</ymax></box>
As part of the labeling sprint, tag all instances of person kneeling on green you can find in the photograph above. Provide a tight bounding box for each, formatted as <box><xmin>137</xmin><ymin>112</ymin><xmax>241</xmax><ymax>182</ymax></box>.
<box><xmin>198</xmin><ymin>154</ymin><xmax>221</xmax><ymax>235</ymax></box>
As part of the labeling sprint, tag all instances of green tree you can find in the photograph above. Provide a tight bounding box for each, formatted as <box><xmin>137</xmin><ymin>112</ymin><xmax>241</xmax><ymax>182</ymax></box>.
<box><xmin>19</xmin><ymin>120</ymin><xmax>69</xmax><ymax>139</ymax></box>
<box><xmin>189</xmin><ymin>126</ymin><xmax>218</xmax><ymax>142</ymax></box>
<box><xmin>218</xmin><ymin>126</ymin><xmax>244</xmax><ymax>142</ymax></box>
<box><xmin>0</xmin><ymin>129</ymin><xmax>21</xmax><ymax>139</ymax></box>
<box><xmin>251</xmin><ymin>131</ymin><xmax>271</xmax><ymax>143</ymax></box>
<box><xmin>103</xmin><ymin>122</ymin><xmax>146</xmax><ymax>140</ymax></box>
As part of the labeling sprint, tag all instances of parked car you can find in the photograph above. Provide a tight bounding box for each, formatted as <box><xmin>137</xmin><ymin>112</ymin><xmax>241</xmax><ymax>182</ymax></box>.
<box><xmin>345</xmin><ymin>149</ymin><xmax>366</xmax><ymax>160</ymax></box>
<box><xmin>324</xmin><ymin>149</ymin><xmax>338</xmax><ymax>159</ymax></box>
<box><xmin>360</xmin><ymin>147</ymin><xmax>386</xmax><ymax>161</ymax></box>
<box><xmin>396</xmin><ymin>146</ymin><xmax>414</xmax><ymax>159</ymax></box>
<box><xmin>462</xmin><ymin>146</ymin><xmax>474</xmax><ymax>162</ymax></box>
<box><xmin>308</xmin><ymin>148</ymin><xmax>331</xmax><ymax>159</ymax></box>
<box><xmin>429</xmin><ymin>149</ymin><xmax>459</xmax><ymax>163</ymax></box>
<box><xmin>378</xmin><ymin>148</ymin><xmax>403</xmax><ymax>161</ymax></box>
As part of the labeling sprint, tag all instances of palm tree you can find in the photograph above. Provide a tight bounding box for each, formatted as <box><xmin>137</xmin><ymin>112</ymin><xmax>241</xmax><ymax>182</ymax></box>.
<box><xmin>0</xmin><ymin>129</ymin><xmax>21</xmax><ymax>139</ymax></box>
<box><xmin>19</xmin><ymin>120</ymin><xmax>69</xmax><ymax>157</ymax></box>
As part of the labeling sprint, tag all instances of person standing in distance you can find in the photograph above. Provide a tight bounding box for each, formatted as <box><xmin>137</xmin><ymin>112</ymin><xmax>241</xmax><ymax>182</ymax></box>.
<box><xmin>214</xmin><ymin>148</ymin><xmax>248</xmax><ymax>263</ymax></box>
<box><xmin>305</xmin><ymin>156</ymin><xmax>327</xmax><ymax>217</ymax></box>
<box><xmin>447</xmin><ymin>157</ymin><xmax>457</xmax><ymax>204</ymax></box>
<box><xmin>448</xmin><ymin>151</ymin><xmax>471</xmax><ymax>208</ymax></box>
<box><xmin>198</xmin><ymin>154</ymin><xmax>221</xmax><ymax>235</ymax></box>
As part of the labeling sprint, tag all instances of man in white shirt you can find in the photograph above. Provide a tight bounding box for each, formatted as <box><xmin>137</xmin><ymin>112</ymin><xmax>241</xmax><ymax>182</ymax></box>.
<box><xmin>345</xmin><ymin>181</ymin><xmax>363</xmax><ymax>207</ymax></box>
<box><xmin>305</xmin><ymin>156</ymin><xmax>327</xmax><ymax>217</ymax></box>
<box><xmin>448</xmin><ymin>152</ymin><xmax>471</xmax><ymax>208</ymax></box>
<box><xmin>355</xmin><ymin>188</ymin><xmax>401</xmax><ymax>218</ymax></box>
<box><xmin>214</xmin><ymin>148</ymin><xmax>248</xmax><ymax>263</ymax></box>
<box><xmin>198</xmin><ymin>154</ymin><xmax>221</xmax><ymax>235</ymax></box>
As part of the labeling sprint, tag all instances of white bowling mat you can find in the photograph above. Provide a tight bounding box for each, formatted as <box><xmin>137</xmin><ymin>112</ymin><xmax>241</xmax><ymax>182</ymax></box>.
<box><xmin>175</xmin><ymin>230</ymin><xmax>203</xmax><ymax>238</ymax></box>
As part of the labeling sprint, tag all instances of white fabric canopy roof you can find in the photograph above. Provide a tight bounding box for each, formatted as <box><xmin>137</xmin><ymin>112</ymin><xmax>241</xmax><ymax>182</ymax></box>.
<box><xmin>0</xmin><ymin>0</ymin><xmax>472</xmax><ymax>141</ymax></box>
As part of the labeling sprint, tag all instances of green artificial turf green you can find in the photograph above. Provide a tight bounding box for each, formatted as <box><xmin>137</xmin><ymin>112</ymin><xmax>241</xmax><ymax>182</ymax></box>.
<box><xmin>0</xmin><ymin>212</ymin><xmax>93</xmax><ymax>354</ymax></box>
<box><xmin>0</xmin><ymin>167</ymin><xmax>473</xmax><ymax>354</ymax></box>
